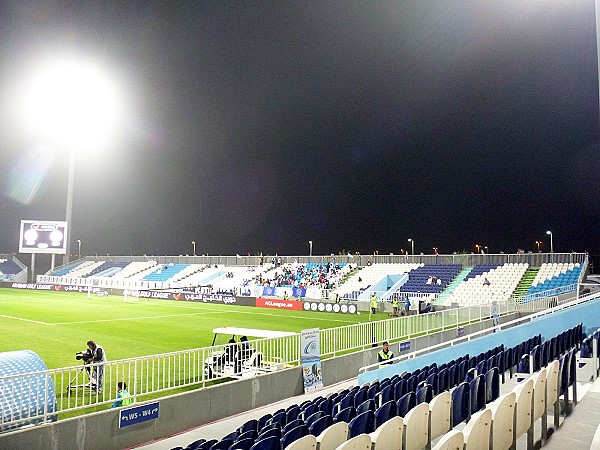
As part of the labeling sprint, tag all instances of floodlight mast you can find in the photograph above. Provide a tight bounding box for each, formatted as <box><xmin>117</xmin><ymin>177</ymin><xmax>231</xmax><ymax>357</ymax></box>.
<box><xmin>64</xmin><ymin>150</ymin><xmax>75</xmax><ymax>264</ymax></box>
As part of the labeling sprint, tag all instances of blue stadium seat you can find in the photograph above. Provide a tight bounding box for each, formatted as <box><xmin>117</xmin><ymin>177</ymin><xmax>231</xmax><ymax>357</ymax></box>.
<box><xmin>484</xmin><ymin>367</ymin><xmax>500</xmax><ymax>403</ymax></box>
<box><xmin>334</xmin><ymin>406</ymin><xmax>356</xmax><ymax>424</ymax></box>
<box><xmin>451</xmin><ymin>382</ymin><xmax>471</xmax><ymax>426</ymax></box>
<box><xmin>279</xmin><ymin>425</ymin><xmax>308</xmax><ymax>449</ymax></box>
<box><xmin>374</xmin><ymin>400</ymin><xmax>397</xmax><ymax>429</ymax></box>
<box><xmin>396</xmin><ymin>392</ymin><xmax>416</xmax><ymax>417</ymax></box>
<box><xmin>308</xmin><ymin>414</ymin><xmax>333</xmax><ymax>436</ymax></box>
<box><xmin>348</xmin><ymin>410</ymin><xmax>374</xmax><ymax>438</ymax></box>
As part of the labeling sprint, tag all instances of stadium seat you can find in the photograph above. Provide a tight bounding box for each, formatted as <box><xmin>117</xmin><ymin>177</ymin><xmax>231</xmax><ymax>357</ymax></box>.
<box><xmin>308</xmin><ymin>414</ymin><xmax>333</xmax><ymax>437</ymax></box>
<box><xmin>303</xmin><ymin>410</ymin><xmax>324</xmax><ymax>429</ymax></box>
<box><xmin>451</xmin><ymin>382</ymin><xmax>470</xmax><ymax>426</ymax></box>
<box><xmin>469</xmin><ymin>375</ymin><xmax>485</xmax><ymax>415</ymax></box>
<box><xmin>347</xmin><ymin>410</ymin><xmax>374</xmax><ymax>438</ymax></box>
<box><xmin>429</xmin><ymin>391</ymin><xmax>451</xmax><ymax>441</ymax></box>
<box><xmin>484</xmin><ymin>367</ymin><xmax>500</xmax><ymax>403</ymax></box>
<box><xmin>489</xmin><ymin>392</ymin><xmax>516</xmax><ymax>450</ymax></box>
<box><xmin>355</xmin><ymin>399</ymin><xmax>375</xmax><ymax>415</ymax></box>
<box><xmin>431</xmin><ymin>429</ymin><xmax>463</xmax><ymax>450</ymax></box>
<box><xmin>530</xmin><ymin>368</ymin><xmax>548</xmax><ymax>446</ymax></box>
<box><xmin>396</xmin><ymin>391</ymin><xmax>416</xmax><ymax>417</ymax></box>
<box><xmin>185</xmin><ymin>439</ymin><xmax>205</xmax><ymax>450</ymax></box>
<box><xmin>282</xmin><ymin>434</ymin><xmax>317</xmax><ymax>450</ymax></box>
<box><xmin>208</xmin><ymin>439</ymin><xmax>233</xmax><ymax>450</ymax></box>
<box><xmin>333</xmin><ymin>433</ymin><xmax>371</xmax><ymax>450</ymax></box>
<box><xmin>249</xmin><ymin>435</ymin><xmax>280</xmax><ymax>450</ymax></box>
<box><xmin>235</xmin><ymin>430</ymin><xmax>257</xmax><ymax>443</ymax></box>
<box><xmin>462</xmin><ymin>408</ymin><xmax>492</xmax><ymax>450</ymax></box>
<box><xmin>514</xmin><ymin>377</ymin><xmax>534</xmax><ymax>443</ymax></box>
<box><xmin>402</xmin><ymin>402</ymin><xmax>429</xmax><ymax>450</ymax></box>
<box><xmin>282</xmin><ymin>419</ymin><xmax>304</xmax><ymax>436</ymax></box>
<box><xmin>334</xmin><ymin>406</ymin><xmax>356</xmax><ymax>424</ymax></box>
<box><xmin>280</xmin><ymin>425</ymin><xmax>308</xmax><ymax>449</ymax></box>
<box><xmin>256</xmin><ymin>428</ymin><xmax>281</xmax><ymax>441</ymax></box>
<box><xmin>374</xmin><ymin>400</ymin><xmax>396</xmax><ymax>429</ymax></box>
<box><xmin>238</xmin><ymin>419</ymin><xmax>258</xmax><ymax>435</ymax></box>
<box><xmin>316</xmin><ymin>421</ymin><xmax>348</xmax><ymax>450</ymax></box>
<box><xmin>416</xmin><ymin>383</ymin><xmax>433</xmax><ymax>404</ymax></box>
<box><xmin>369</xmin><ymin>415</ymin><xmax>403</xmax><ymax>450</ymax></box>
<box><xmin>199</xmin><ymin>441</ymin><xmax>218</xmax><ymax>450</ymax></box>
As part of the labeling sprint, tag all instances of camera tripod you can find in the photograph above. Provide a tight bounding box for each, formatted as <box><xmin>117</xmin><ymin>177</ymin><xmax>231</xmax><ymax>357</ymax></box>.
<box><xmin>68</xmin><ymin>364</ymin><xmax>94</xmax><ymax>392</ymax></box>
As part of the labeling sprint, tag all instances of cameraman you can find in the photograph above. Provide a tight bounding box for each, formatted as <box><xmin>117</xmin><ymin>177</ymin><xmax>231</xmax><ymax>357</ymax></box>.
<box><xmin>86</xmin><ymin>340</ymin><xmax>107</xmax><ymax>391</ymax></box>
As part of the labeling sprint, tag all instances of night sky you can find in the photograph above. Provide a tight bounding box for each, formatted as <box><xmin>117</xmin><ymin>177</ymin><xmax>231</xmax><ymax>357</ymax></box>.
<box><xmin>0</xmin><ymin>1</ymin><xmax>598</xmax><ymax>260</ymax></box>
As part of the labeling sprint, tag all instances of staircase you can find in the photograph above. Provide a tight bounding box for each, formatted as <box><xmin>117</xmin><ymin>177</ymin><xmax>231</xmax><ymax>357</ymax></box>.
<box><xmin>513</xmin><ymin>267</ymin><xmax>539</xmax><ymax>297</ymax></box>
<box><xmin>435</xmin><ymin>267</ymin><xmax>473</xmax><ymax>305</ymax></box>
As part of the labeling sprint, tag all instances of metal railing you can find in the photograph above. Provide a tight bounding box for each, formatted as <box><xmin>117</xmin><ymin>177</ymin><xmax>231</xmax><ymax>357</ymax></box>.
<box><xmin>0</xmin><ymin>300</ymin><xmax>517</xmax><ymax>430</ymax></box>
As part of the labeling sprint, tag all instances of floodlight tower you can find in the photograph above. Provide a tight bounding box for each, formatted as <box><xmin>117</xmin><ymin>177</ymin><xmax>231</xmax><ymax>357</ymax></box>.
<box><xmin>20</xmin><ymin>58</ymin><xmax>121</xmax><ymax>264</ymax></box>
<box><xmin>408</xmin><ymin>238</ymin><xmax>414</xmax><ymax>255</ymax></box>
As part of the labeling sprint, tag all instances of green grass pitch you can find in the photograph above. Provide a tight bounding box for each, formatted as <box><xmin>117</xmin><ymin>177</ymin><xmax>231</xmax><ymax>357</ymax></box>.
<box><xmin>0</xmin><ymin>288</ymin><xmax>383</xmax><ymax>369</ymax></box>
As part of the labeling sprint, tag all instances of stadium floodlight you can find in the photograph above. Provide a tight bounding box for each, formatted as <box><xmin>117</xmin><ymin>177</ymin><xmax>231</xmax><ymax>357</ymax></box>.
<box><xmin>192</xmin><ymin>241</ymin><xmax>196</xmax><ymax>257</ymax></box>
<box><xmin>309</xmin><ymin>240</ymin><xmax>313</xmax><ymax>257</ymax></box>
<box><xmin>546</xmin><ymin>230</ymin><xmax>554</xmax><ymax>253</ymax></box>
<box><xmin>77</xmin><ymin>239</ymin><xmax>81</xmax><ymax>258</ymax></box>
<box><xmin>475</xmin><ymin>244</ymin><xmax>481</xmax><ymax>254</ymax></box>
<box><xmin>18</xmin><ymin>57</ymin><xmax>122</xmax><ymax>264</ymax></box>
<box><xmin>408</xmin><ymin>238</ymin><xmax>414</xmax><ymax>255</ymax></box>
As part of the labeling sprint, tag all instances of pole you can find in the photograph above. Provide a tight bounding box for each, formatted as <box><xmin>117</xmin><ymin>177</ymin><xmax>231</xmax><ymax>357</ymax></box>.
<box><xmin>64</xmin><ymin>149</ymin><xmax>75</xmax><ymax>265</ymax></box>
<box><xmin>31</xmin><ymin>254</ymin><xmax>36</xmax><ymax>283</ymax></box>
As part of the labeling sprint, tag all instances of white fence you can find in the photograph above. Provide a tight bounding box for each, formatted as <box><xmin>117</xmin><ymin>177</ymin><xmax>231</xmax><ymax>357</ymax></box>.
<box><xmin>0</xmin><ymin>298</ymin><xmax>526</xmax><ymax>431</ymax></box>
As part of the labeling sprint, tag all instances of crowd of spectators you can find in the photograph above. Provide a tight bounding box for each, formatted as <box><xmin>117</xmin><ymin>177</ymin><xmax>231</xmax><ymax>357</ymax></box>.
<box><xmin>253</xmin><ymin>262</ymin><xmax>348</xmax><ymax>289</ymax></box>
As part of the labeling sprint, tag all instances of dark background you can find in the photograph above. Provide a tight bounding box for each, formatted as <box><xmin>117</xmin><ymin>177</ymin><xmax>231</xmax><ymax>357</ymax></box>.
<box><xmin>0</xmin><ymin>1</ymin><xmax>598</xmax><ymax>260</ymax></box>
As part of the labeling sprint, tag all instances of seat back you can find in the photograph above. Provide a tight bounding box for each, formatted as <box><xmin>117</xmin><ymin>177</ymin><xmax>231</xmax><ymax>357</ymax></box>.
<box><xmin>546</xmin><ymin>359</ymin><xmax>560</xmax><ymax>407</ymax></box>
<box><xmin>397</xmin><ymin>391</ymin><xmax>416</xmax><ymax>417</ymax></box>
<box><xmin>484</xmin><ymin>367</ymin><xmax>500</xmax><ymax>403</ymax></box>
<box><xmin>429</xmin><ymin>391</ymin><xmax>451</xmax><ymax>440</ymax></box>
<box><xmin>431</xmin><ymin>429</ymin><xmax>464</xmax><ymax>450</ymax></box>
<box><xmin>282</xmin><ymin>419</ymin><xmax>304</xmax><ymax>436</ymax></box>
<box><xmin>316</xmin><ymin>421</ymin><xmax>349</xmax><ymax>450</ymax></box>
<box><xmin>403</xmin><ymin>402</ymin><xmax>430</xmax><ymax>450</ymax></box>
<box><xmin>281</xmin><ymin>434</ymin><xmax>317</xmax><ymax>450</ymax></box>
<box><xmin>334</xmin><ymin>433</ymin><xmax>372</xmax><ymax>450</ymax></box>
<box><xmin>256</xmin><ymin>428</ymin><xmax>281</xmax><ymax>441</ymax></box>
<box><xmin>238</xmin><ymin>418</ymin><xmax>258</xmax><ymax>434</ymax></box>
<box><xmin>374</xmin><ymin>400</ymin><xmax>397</xmax><ymax>429</ymax></box>
<box><xmin>393</xmin><ymin>379</ymin><xmax>407</xmax><ymax>401</ymax></box>
<box><xmin>280</xmin><ymin>425</ymin><xmax>308</xmax><ymax>449</ymax></box>
<box><xmin>489</xmin><ymin>391</ymin><xmax>516</xmax><ymax>450</ymax></box>
<box><xmin>248</xmin><ymin>435</ymin><xmax>280</xmax><ymax>450</ymax></box>
<box><xmin>334</xmin><ymin>406</ymin><xmax>356</xmax><ymax>424</ymax></box>
<box><xmin>304</xmin><ymin>410</ymin><xmax>324</xmax><ymax>429</ymax></box>
<box><xmin>348</xmin><ymin>410</ymin><xmax>374</xmax><ymax>438</ymax></box>
<box><xmin>469</xmin><ymin>375</ymin><xmax>485</xmax><ymax>415</ymax></box>
<box><xmin>356</xmin><ymin>399</ymin><xmax>375</xmax><ymax>415</ymax></box>
<box><xmin>514</xmin><ymin>378</ymin><xmax>534</xmax><ymax>439</ymax></box>
<box><xmin>416</xmin><ymin>383</ymin><xmax>433</xmax><ymax>404</ymax></box>
<box><xmin>378</xmin><ymin>385</ymin><xmax>392</xmax><ymax>407</ymax></box>
<box><xmin>463</xmin><ymin>408</ymin><xmax>492</xmax><ymax>450</ymax></box>
<box><xmin>532</xmin><ymin>368</ymin><xmax>547</xmax><ymax>422</ymax></box>
<box><xmin>208</xmin><ymin>438</ymin><xmax>232</xmax><ymax>450</ymax></box>
<box><xmin>308</xmin><ymin>414</ymin><xmax>333</xmax><ymax>437</ymax></box>
<box><xmin>369</xmin><ymin>415</ymin><xmax>403</xmax><ymax>450</ymax></box>
<box><xmin>451</xmin><ymin>382</ymin><xmax>471</xmax><ymax>426</ymax></box>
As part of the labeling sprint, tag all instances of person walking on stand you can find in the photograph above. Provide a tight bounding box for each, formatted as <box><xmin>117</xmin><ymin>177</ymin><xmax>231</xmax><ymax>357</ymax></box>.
<box><xmin>392</xmin><ymin>297</ymin><xmax>399</xmax><ymax>316</ymax></box>
<box><xmin>370</xmin><ymin>293</ymin><xmax>378</xmax><ymax>315</ymax></box>
<box><xmin>377</xmin><ymin>341</ymin><xmax>394</xmax><ymax>366</ymax></box>
<box><xmin>111</xmin><ymin>382</ymin><xmax>133</xmax><ymax>408</ymax></box>
<box><xmin>405</xmin><ymin>297</ymin><xmax>411</xmax><ymax>316</ymax></box>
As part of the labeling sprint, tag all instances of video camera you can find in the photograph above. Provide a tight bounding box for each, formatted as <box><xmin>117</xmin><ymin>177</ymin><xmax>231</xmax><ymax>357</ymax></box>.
<box><xmin>75</xmin><ymin>349</ymin><xmax>93</xmax><ymax>362</ymax></box>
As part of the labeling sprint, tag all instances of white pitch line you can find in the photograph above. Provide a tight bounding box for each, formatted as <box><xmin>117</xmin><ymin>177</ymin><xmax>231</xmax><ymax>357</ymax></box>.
<box><xmin>0</xmin><ymin>314</ymin><xmax>50</xmax><ymax>325</ymax></box>
<box><xmin>51</xmin><ymin>311</ymin><xmax>212</xmax><ymax>326</ymax></box>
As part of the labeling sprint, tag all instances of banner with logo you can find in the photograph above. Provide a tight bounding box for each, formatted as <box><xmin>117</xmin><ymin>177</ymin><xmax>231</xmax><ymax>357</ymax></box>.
<box><xmin>300</xmin><ymin>328</ymin><xmax>323</xmax><ymax>393</ymax></box>
<box><xmin>256</xmin><ymin>298</ymin><xmax>303</xmax><ymax>310</ymax></box>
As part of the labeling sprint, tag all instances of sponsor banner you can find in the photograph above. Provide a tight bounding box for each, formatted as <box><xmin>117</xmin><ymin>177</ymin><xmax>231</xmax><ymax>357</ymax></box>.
<box><xmin>399</xmin><ymin>341</ymin><xmax>411</xmax><ymax>352</ymax></box>
<box><xmin>10</xmin><ymin>282</ymin><xmax>104</xmax><ymax>293</ymax></box>
<box><xmin>301</xmin><ymin>328</ymin><xmax>323</xmax><ymax>393</ymax></box>
<box><xmin>180</xmin><ymin>293</ymin><xmax>237</xmax><ymax>304</ymax></box>
<box><xmin>11</xmin><ymin>282</ymin><xmax>55</xmax><ymax>291</ymax></box>
<box><xmin>256</xmin><ymin>298</ymin><xmax>303</xmax><ymax>310</ymax></box>
<box><xmin>302</xmin><ymin>301</ymin><xmax>357</xmax><ymax>314</ymax></box>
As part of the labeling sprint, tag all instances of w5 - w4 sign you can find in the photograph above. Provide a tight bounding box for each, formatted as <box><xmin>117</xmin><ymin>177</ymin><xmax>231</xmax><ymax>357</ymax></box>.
<box><xmin>119</xmin><ymin>402</ymin><xmax>159</xmax><ymax>428</ymax></box>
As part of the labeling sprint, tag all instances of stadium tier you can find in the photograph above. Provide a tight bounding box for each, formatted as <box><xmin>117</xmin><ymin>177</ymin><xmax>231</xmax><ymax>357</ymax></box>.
<box><xmin>38</xmin><ymin>255</ymin><xmax>587</xmax><ymax>306</ymax></box>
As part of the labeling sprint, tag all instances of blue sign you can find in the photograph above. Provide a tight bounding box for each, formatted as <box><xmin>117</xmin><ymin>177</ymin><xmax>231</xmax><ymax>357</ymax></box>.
<box><xmin>399</xmin><ymin>341</ymin><xmax>411</xmax><ymax>352</ymax></box>
<box><xmin>119</xmin><ymin>402</ymin><xmax>159</xmax><ymax>428</ymax></box>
